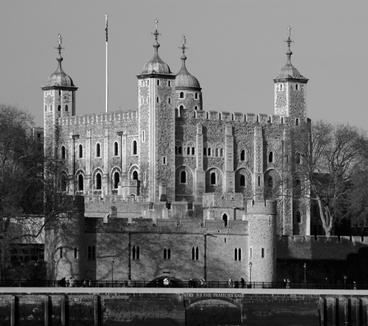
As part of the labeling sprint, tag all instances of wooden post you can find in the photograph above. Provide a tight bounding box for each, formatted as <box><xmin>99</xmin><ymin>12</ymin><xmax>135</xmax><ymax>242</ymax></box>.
<box><xmin>94</xmin><ymin>295</ymin><xmax>100</xmax><ymax>326</ymax></box>
<box><xmin>44</xmin><ymin>295</ymin><xmax>50</xmax><ymax>326</ymax></box>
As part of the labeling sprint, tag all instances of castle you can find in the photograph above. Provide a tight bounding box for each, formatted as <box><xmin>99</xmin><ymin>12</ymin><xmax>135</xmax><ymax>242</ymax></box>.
<box><xmin>43</xmin><ymin>24</ymin><xmax>310</xmax><ymax>283</ymax></box>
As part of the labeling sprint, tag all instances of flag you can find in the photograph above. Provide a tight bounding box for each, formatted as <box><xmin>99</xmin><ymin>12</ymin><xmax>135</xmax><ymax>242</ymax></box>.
<box><xmin>105</xmin><ymin>14</ymin><xmax>108</xmax><ymax>42</ymax></box>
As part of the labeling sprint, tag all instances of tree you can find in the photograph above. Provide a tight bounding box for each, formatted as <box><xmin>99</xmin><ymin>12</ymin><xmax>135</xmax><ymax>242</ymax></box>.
<box><xmin>0</xmin><ymin>104</ymin><xmax>80</xmax><ymax>282</ymax></box>
<box><xmin>292</xmin><ymin>120</ymin><xmax>368</xmax><ymax>236</ymax></box>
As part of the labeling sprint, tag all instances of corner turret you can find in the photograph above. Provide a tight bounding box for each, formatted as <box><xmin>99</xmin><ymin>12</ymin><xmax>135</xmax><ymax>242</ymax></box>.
<box><xmin>274</xmin><ymin>27</ymin><xmax>308</xmax><ymax>122</ymax></box>
<box><xmin>42</xmin><ymin>34</ymin><xmax>78</xmax><ymax>158</ymax></box>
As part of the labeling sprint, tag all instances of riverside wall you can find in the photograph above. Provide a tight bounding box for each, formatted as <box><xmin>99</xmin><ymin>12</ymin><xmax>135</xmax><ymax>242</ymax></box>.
<box><xmin>2</xmin><ymin>287</ymin><xmax>368</xmax><ymax>326</ymax></box>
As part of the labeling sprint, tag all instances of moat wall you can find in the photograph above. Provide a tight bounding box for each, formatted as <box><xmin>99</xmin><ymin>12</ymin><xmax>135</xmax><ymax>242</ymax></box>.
<box><xmin>2</xmin><ymin>288</ymin><xmax>367</xmax><ymax>326</ymax></box>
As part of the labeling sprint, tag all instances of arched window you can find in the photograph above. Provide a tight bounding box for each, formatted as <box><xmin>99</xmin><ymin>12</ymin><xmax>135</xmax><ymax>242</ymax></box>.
<box><xmin>210</xmin><ymin>171</ymin><xmax>216</xmax><ymax>185</ymax></box>
<box><xmin>61</xmin><ymin>146</ymin><xmax>66</xmax><ymax>160</ymax></box>
<box><xmin>132</xmin><ymin>171</ymin><xmax>138</xmax><ymax>180</ymax></box>
<box><xmin>223</xmin><ymin>214</ymin><xmax>228</xmax><ymax>227</ymax></box>
<box><xmin>296</xmin><ymin>153</ymin><xmax>301</xmax><ymax>165</ymax></box>
<box><xmin>240</xmin><ymin>150</ymin><xmax>245</xmax><ymax>161</ymax></box>
<box><xmin>178</xmin><ymin>146</ymin><xmax>182</xmax><ymax>155</ymax></box>
<box><xmin>113</xmin><ymin>172</ymin><xmax>120</xmax><ymax>189</ymax></box>
<box><xmin>240</xmin><ymin>175</ymin><xmax>245</xmax><ymax>187</ymax></box>
<box><xmin>96</xmin><ymin>143</ymin><xmax>101</xmax><ymax>157</ymax></box>
<box><xmin>220</xmin><ymin>148</ymin><xmax>223</xmax><ymax>157</ymax></box>
<box><xmin>268</xmin><ymin>151</ymin><xmax>273</xmax><ymax>163</ymax></box>
<box><xmin>88</xmin><ymin>246</ymin><xmax>96</xmax><ymax>260</ymax></box>
<box><xmin>58</xmin><ymin>105</ymin><xmax>61</xmax><ymax>111</ymax></box>
<box><xmin>175</xmin><ymin>146</ymin><xmax>178</xmax><ymax>155</ymax></box>
<box><xmin>296</xmin><ymin>211</ymin><xmax>301</xmax><ymax>223</ymax></box>
<box><xmin>179</xmin><ymin>92</ymin><xmax>184</xmax><ymax>99</ymax></box>
<box><xmin>65</xmin><ymin>105</ymin><xmax>68</xmax><ymax>112</ymax></box>
<box><xmin>96</xmin><ymin>173</ymin><xmax>102</xmax><ymax>190</ymax></box>
<box><xmin>215</xmin><ymin>148</ymin><xmax>219</xmax><ymax>157</ymax></box>
<box><xmin>132</xmin><ymin>140</ymin><xmax>137</xmax><ymax>155</ymax></box>
<box><xmin>79</xmin><ymin>144</ymin><xmax>83</xmax><ymax>158</ymax></box>
<box><xmin>296</xmin><ymin>118</ymin><xmax>299</xmax><ymax>126</ymax></box>
<box><xmin>187</xmin><ymin>147</ymin><xmax>190</xmax><ymax>155</ymax></box>
<box><xmin>180</xmin><ymin>170</ymin><xmax>186</xmax><ymax>183</ymax></box>
<box><xmin>192</xmin><ymin>147</ymin><xmax>195</xmax><ymax>155</ymax></box>
<box><xmin>78</xmin><ymin>174</ymin><xmax>84</xmax><ymax>191</ymax></box>
<box><xmin>208</xmin><ymin>148</ymin><xmax>211</xmax><ymax>156</ymax></box>
<box><xmin>179</xmin><ymin>105</ymin><xmax>184</xmax><ymax>111</ymax></box>
<box><xmin>74</xmin><ymin>247</ymin><xmax>78</xmax><ymax>259</ymax></box>
<box><xmin>194</xmin><ymin>106</ymin><xmax>198</xmax><ymax>110</ymax></box>
<box><xmin>114</xmin><ymin>142</ymin><xmax>119</xmax><ymax>156</ymax></box>
<box><xmin>168</xmin><ymin>97</ymin><xmax>171</xmax><ymax>104</ymax></box>
<box><xmin>195</xmin><ymin>92</ymin><xmax>198</xmax><ymax>99</ymax></box>
<box><xmin>61</xmin><ymin>174</ymin><xmax>67</xmax><ymax>192</ymax></box>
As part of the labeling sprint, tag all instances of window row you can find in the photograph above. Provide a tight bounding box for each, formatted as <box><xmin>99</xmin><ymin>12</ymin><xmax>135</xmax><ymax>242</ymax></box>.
<box><xmin>179</xmin><ymin>92</ymin><xmax>199</xmax><ymax>100</ymax></box>
<box><xmin>139</xmin><ymin>79</ymin><xmax>172</xmax><ymax>87</ymax></box>
<box><xmin>249</xmin><ymin>247</ymin><xmax>265</xmax><ymax>259</ymax></box>
<box><xmin>61</xmin><ymin>140</ymin><xmax>138</xmax><ymax>160</ymax></box>
<box><xmin>58</xmin><ymin>246</ymin><xmax>95</xmax><ymax>260</ymax></box>
<box><xmin>72</xmin><ymin>170</ymin><xmax>139</xmax><ymax>192</ymax></box>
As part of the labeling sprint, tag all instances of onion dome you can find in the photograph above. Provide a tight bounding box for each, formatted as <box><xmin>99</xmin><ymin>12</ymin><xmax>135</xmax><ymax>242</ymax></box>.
<box><xmin>175</xmin><ymin>35</ymin><xmax>201</xmax><ymax>89</ymax></box>
<box><xmin>274</xmin><ymin>27</ymin><xmax>308</xmax><ymax>83</ymax></box>
<box><xmin>43</xmin><ymin>34</ymin><xmax>76</xmax><ymax>89</ymax></box>
<box><xmin>140</xmin><ymin>20</ymin><xmax>172</xmax><ymax>76</ymax></box>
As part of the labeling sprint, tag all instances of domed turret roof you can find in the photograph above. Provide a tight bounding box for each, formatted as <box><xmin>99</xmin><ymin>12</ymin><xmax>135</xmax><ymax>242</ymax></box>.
<box><xmin>175</xmin><ymin>36</ymin><xmax>200</xmax><ymax>89</ymax></box>
<box><xmin>274</xmin><ymin>27</ymin><xmax>308</xmax><ymax>83</ymax></box>
<box><xmin>42</xmin><ymin>35</ymin><xmax>77</xmax><ymax>89</ymax></box>
<box><xmin>140</xmin><ymin>20</ymin><xmax>172</xmax><ymax>76</ymax></box>
<box><xmin>141</xmin><ymin>52</ymin><xmax>172</xmax><ymax>75</ymax></box>
<box><xmin>44</xmin><ymin>58</ymin><xmax>75</xmax><ymax>87</ymax></box>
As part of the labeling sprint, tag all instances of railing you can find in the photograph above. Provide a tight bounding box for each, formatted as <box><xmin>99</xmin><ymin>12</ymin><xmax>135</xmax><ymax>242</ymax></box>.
<box><xmin>0</xmin><ymin>280</ymin><xmax>362</xmax><ymax>290</ymax></box>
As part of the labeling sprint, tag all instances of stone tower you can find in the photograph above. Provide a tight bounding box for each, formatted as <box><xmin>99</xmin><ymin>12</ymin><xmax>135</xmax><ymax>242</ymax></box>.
<box><xmin>273</xmin><ymin>27</ymin><xmax>311</xmax><ymax>236</ymax></box>
<box><xmin>273</xmin><ymin>27</ymin><xmax>308</xmax><ymax>122</ymax></box>
<box><xmin>136</xmin><ymin>21</ymin><xmax>176</xmax><ymax>202</ymax></box>
<box><xmin>42</xmin><ymin>34</ymin><xmax>78</xmax><ymax>159</ymax></box>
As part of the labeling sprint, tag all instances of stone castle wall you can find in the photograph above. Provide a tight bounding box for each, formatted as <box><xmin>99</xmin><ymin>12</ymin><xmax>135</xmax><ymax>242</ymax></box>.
<box><xmin>277</xmin><ymin>235</ymin><xmax>368</xmax><ymax>260</ymax></box>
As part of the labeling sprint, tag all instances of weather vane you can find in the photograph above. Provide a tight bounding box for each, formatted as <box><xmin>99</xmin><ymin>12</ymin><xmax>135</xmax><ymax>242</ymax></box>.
<box><xmin>56</xmin><ymin>34</ymin><xmax>64</xmax><ymax>58</ymax></box>
<box><xmin>285</xmin><ymin>26</ymin><xmax>293</xmax><ymax>49</ymax></box>
<box><xmin>152</xmin><ymin>19</ymin><xmax>160</xmax><ymax>47</ymax></box>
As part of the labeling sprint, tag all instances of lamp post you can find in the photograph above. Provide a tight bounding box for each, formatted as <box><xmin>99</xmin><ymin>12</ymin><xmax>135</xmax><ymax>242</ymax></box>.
<box><xmin>303</xmin><ymin>263</ymin><xmax>307</xmax><ymax>284</ymax></box>
<box><xmin>249</xmin><ymin>262</ymin><xmax>252</xmax><ymax>286</ymax></box>
<box><xmin>111</xmin><ymin>260</ymin><xmax>115</xmax><ymax>285</ymax></box>
<box><xmin>344</xmin><ymin>275</ymin><xmax>347</xmax><ymax>289</ymax></box>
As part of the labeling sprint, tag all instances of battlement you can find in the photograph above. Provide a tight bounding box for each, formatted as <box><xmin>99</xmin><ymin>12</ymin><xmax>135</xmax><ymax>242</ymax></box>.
<box><xmin>278</xmin><ymin>235</ymin><xmax>368</xmax><ymax>245</ymax></box>
<box><xmin>277</xmin><ymin>235</ymin><xmax>368</xmax><ymax>261</ymax></box>
<box><xmin>182</xmin><ymin>108</ymin><xmax>304</xmax><ymax>126</ymax></box>
<box><xmin>246</xmin><ymin>200</ymin><xmax>276</xmax><ymax>215</ymax></box>
<box><xmin>202</xmin><ymin>193</ymin><xmax>243</xmax><ymax>208</ymax></box>
<box><xmin>58</xmin><ymin>109</ymin><xmax>138</xmax><ymax>126</ymax></box>
<box><xmin>84</xmin><ymin>216</ymin><xmax>247</xmax><ymax>234</ymax></box>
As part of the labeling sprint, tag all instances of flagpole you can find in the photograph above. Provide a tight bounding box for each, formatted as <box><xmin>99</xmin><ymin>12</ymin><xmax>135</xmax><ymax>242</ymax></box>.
<box><xmin>105</xmin><ymin>14</ymin><xmax>109</xmax><ymax>113</ymax></box>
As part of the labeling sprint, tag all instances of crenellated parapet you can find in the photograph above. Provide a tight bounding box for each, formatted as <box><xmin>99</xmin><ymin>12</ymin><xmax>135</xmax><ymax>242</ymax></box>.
<box><xmin>246</xmin><ymin>199</ymin><xmax>277</xmax><ymax>215</ymax></box>
<box><xmin>58</xmin><ymin>109</ymin><xmax>138</xmax><ymax>127</ymax></box>
<box><xmin>277</xmin><ymin>235</ymin><xmax>368</xmax><ymax>261</ymax></box>
<box><xmin>84</xmin><ymin>215</ymin><xmax>247</xmax><ymax>234</ymax></box>
<box><xmin>177</xmin><ymin>107</ymin><xmax>309</xmax><ymax>127</ymax></box>
<box><xmin>202</xmin><ymin>193</ymin><xmax>243</xmax><ymax>208</ymax></box>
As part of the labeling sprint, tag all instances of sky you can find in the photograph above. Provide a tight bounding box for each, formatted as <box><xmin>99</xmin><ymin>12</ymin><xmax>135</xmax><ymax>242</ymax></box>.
<box><xmin>0</xmin><ymin>0</ymin><xmax>368</xmax><ymax>129</ymax></box>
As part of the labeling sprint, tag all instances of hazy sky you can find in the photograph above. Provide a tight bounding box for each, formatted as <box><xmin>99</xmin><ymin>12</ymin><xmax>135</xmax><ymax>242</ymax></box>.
<box><xmin>1</xmin><ymin>0</ymin><xmax>367</xmax><ymax>129</ymax></box>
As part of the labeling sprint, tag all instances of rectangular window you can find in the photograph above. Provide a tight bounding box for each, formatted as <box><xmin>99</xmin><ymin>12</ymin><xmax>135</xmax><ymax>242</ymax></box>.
<box><xmin>250</xmin><ymin>247</ymin><xmax>253</xmax><ymax>259</ymax></box>
<box><xmin>261</xmin><ymin>248</ymin><xmax>264</xmax><ymax>258</ymax></box>
<box><xmin>59</xmin><ymin>247</ymin><xmax>63</xmax><ymax>259</ymax></box>
<box><xmin>74</xmin><ymin>247</ymin><xmax>78</xmax><ymax>259</ymax></box>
